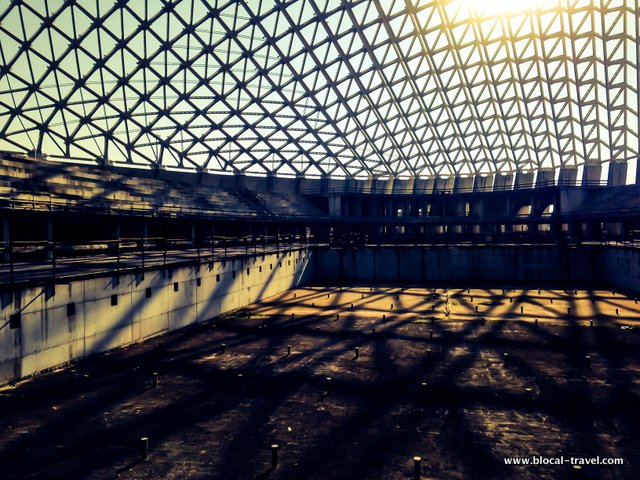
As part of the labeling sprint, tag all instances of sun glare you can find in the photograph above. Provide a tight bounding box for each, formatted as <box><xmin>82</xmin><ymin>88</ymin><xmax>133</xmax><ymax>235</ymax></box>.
<box><xmin>457</xmin><ymin>0</ymin><xmax>556</xmax><ymax>16</ymax></box>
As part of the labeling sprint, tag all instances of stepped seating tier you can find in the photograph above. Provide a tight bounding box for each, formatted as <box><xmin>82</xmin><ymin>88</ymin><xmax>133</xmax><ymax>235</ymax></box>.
<box><xmin>0</xmin><ymin>154</ymin><xmax>328</xmax><ymax>218</ymax></box>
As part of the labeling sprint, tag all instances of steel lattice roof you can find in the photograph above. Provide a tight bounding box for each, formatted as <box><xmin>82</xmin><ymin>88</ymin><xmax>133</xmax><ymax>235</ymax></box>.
<box><xmin>0</xmin><ymin>0</ymin><xmax>638</xmax><ymax>181</ymax></box>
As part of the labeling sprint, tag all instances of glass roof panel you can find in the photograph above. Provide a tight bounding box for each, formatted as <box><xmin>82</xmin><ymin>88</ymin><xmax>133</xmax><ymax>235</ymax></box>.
<box><xmin>0</xmin><ymin>0</ymin><xmax>639</xmax><ymax>182</ymax></box>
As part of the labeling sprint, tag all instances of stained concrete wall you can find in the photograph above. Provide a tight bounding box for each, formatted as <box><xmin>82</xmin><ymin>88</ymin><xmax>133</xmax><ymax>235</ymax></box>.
<box><xmin>600</xmin><ymin>247</ymin><xmax>640</xmax><ymax>294</ymax></box>
<box><xmin>0</xmin><ymin>248</ymin><xmax>313</xmax><ymax>385</ymax></box>
<box><xmin>314</xmin><ymin>246</ymin><xmax>599</xmax><ymax>286</ymax></box>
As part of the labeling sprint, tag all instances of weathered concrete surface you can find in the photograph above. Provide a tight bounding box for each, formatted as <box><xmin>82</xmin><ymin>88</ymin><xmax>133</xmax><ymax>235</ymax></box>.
<box><xmin>314</xmin><ymin>246</ymin><xmax>599</xmax><ymax>287</ymax></box>
<box><xmin>0</xmin><ymin>286</ymin><xmax>637</xmax><ymax>480</ymax></box>
<box><xmin>0</xmin><ymin>248</ymin><xmax>313</xmax><ymax>385</ymax></box>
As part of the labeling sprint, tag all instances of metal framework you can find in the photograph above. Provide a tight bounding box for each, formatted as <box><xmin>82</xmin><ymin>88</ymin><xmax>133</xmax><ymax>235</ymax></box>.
<box><xmin>0</xmin><ymin>0</ymin><xmax>638</xmax><ymax>181</ymax></box>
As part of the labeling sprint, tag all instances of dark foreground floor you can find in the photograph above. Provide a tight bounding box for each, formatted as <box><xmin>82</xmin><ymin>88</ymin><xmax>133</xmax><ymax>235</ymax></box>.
<box><xmin>0</xmin><ymin>286</ymin><xmax>639</xmax><ymax>479</ymax></box>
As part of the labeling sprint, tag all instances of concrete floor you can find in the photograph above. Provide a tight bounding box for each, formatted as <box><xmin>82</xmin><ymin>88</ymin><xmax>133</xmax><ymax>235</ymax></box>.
<box><xmin>0</xmin><ymin>286</ymin><xmax>638</xmax><ymax>479</ymax></box>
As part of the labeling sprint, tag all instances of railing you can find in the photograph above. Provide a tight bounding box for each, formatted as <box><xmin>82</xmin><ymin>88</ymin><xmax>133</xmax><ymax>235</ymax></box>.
<box><xmin>0</xmin><ymin>190</ymin><xmax>329</xmax><ymax>220</ymax></box>
<box><xmin>0</xmin><ymin>234</ymin><xmax>318</xmax><ymax>288</ymax></box>
<box><xmin>302</xmin><ymin>179</ymin><xmax>611</xmax><ymax>195</ymax></box>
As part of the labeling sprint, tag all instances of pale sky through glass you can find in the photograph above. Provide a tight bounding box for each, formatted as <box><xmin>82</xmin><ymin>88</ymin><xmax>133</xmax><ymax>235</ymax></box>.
<box><xmin>0</xmin><ymin>0</ymin><xmax>638</xmax><ymax>183</ymax></box>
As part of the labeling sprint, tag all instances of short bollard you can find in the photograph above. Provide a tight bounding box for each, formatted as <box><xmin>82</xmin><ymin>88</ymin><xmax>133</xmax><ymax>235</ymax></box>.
<box><xmin>480</xmin><ymin>316</ymin><xmax>485</xmax><ymax>325</ymax></box>
<box><xmin>429</xmin><ymin>330</ymin><xmax>433</xmax><ymax>339</ymax></box>
<box><xmin>311</xmin><ymin>302</ymin><xmax>315</xmax><ymax>307</ymax></box>
<box><xmin>327</xmin><ymin>294</ymin><xmax>330</xmax><ymax>298</ymax></box>
<box><xmin>572</xmin><ymin>464</ymin><xmax>583</xmax><ymax>479</ymax></box>
<box><xmin>475</xmin><ymin>306</ymin><xmax>478</xmax><ymax>312</ymax></box>
<box><xmin>616</xmin><ymin>308</ymin><xmax>619</xmax><ymax>315</ymax></box>
<box><xmin>362</xmin><ymin>294</ymin><xmax>364</xmax><ymax>299</ymax></box>
<box><xmin>420</xmin><ymin>382</ymin><xmax>428</xmax><ymax>394</ymax></box>
<box><xmin>520</xmin><ymin>306</ymin><xmax>524</xmax><ymax>314</ymax></box>
<box><xmin>526</xmin><ymin>387</ymin><xmax>533</xmax><ymax>411</ymax></box>
<box><xmin>382</xmin><ymin>314</ymin><xmax>386</xmax><ymax>321</ymax></box>
<box><xmin>325</xmin><ymin>377</ymin><xmax>332</xmax><ymax>395</ymax></box>
<box><xmin>287</xmin><ymin>345</ymin><xmax>291</xmax><ymax>356</ymax></box>
<box><xmin>413</xmin><ymin>456</ymin><xmax>422</xmax><ymax>480</ymax></box>
<box><xmin>470</xmin><ymin>296</ymin><xmax>473</xmax><ymax>302</ymax></box>
<box><xmin>271</xmin><ymin>444</ymin><xmax>279</xmax><ymax>468</ymax></box>
<box><xmin>427</xmin><ymin>349</ymin><xmax>432</xmax><ymax>360</ymax></box>
<box><xmin>585</xmin><ymin>355</ymin><xmax>591</xmax><ymax>370</ymax></box>
<box><xmin>390</xmin><ymin>304</ymin><xmax>394</xmax><ymax>310</ymax></box>
<box><xmin>140</xmin><ymin>437</ymin><xmax>149</xmax><ymax>459</ymax></box>
<box><xmin>221</xmin><ymin>343</ymin><xmax>226</xmax><ymax>354</ymax></box>
<box><xmin>509</xmin><ymin>297</ymin><xmax>513</xmax><ymax>303</ymax></box>
<box><xmin>589</xmin><ymin>320</ymin><xmax>594</xmax><ymax>327</ymax></box>
<box><xmin>372</xmin><ymin>327</ymin><xmax>376</xmax><ymax>334</ymax></box>
<box><xmin>291</xmin><ymin>313</ymin><xmax>295</xmax><ymax>320</ymax></box>
<box><xmin>293</xmin><ymin>293</ymin><xmax>296</xmax><ymax>298</ymax></box>
<box><xmin>350</xmin><ymin>303</ymin><xmax>354</xmax><ymax>309</ymax></box>
<box><xmin>534</xmin><ymin>318</ymin><xmax>538</xmax><ymax>327</ymax></box>
<box><xmin>153</xmin><ymin>372</ymin><xmax>159</xmax><ymax>388</ymax></box>
<box><xmin>336</xmin><ymin>313</ymin><xmax>340</xmax><ymax>321</ymax></box>
<box><xmin>567</xmin><ymin>307</ymin><xmax>571</xmax><ymax>315</ymax></box>
<box><xmin>354</xmin><ymin>347</ymin><xmax>359</xmax><ymax>359</ymax></box>
<box><xmin>550</xmin><ymin>298</ymin><xmax>553</xmax><ymax>304</ymax></box>
<box><xmin>503</xmin><ymin>352</ymin><xmax>509</xmax><ymax>367</ymax></box>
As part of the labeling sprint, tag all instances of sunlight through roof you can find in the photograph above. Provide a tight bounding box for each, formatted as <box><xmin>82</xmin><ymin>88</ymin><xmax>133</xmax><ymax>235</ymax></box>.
<box><xmin>0</xmin><ymin>0</ymin><xmax>638</xmax><ymax>183</ymax></box>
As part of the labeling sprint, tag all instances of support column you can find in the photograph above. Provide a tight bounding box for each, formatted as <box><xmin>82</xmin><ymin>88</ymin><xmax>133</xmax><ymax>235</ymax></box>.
<box><xmin>47</xmin><ymin>218</ymin><xmax>53</xmax><ymax>260</ymax></box>
<box><xmin>3</xmin><ymin>217</ymin><xmax>9</xmax><ymax>262</ymax></box>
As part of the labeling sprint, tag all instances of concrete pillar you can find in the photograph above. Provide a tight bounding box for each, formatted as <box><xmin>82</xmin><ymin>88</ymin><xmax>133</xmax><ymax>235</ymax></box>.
<box><xmin>515</xmin><ymin>171</ymin><xmax>535</xmax><ymax>189</ymax></box>
<box><xmin>384</xmin><ymin>177</ymin><xmax>394</xmax><ymax>194</ymax></box>
<box><xmin>583</xmin><ymin>161</ymin><xmax>603</xmax><ymax>186</ymax></box>
<box><xmin>535</xmin><ymin>168</ymin><xmax>555</xmax><ymax>187</ymax></box>
<box><xmin>493</xmin><ymin>173</ymin><xmax>514</xmax><ymax>191</ymax></box>
<box><xmin>414</xmin><ymin>177</ymin><xmax>435</xmax><ymax>194</ymax></box>
<box><xmin>558</xmin><ymin>167</ymin><xmax>577</xmax><ymax>186</ymax></box>
<box><xmin>608</xmin><ymin>161</ymin><xmax>628</xmax><ymax>186</ymax></box>
<box><xmin>473</xmin><ymin>174</ymin><xmax>494</xmax><ymax>192</ymax></box>
<box><xmin>453</xmin><ymin>175</ymin><xmax>473</xmax><ymax>193</ymax></box>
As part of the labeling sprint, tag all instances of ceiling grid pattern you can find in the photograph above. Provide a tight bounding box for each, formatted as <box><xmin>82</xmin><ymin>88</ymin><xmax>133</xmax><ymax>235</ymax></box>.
<box><xmin>0</xmin><ymin>0</ymin><xmax>638</xmax><ymax>181</ymax></box>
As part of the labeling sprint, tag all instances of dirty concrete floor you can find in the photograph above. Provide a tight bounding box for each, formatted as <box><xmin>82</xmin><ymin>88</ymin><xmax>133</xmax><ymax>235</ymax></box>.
<box><xmin>0</xmin><ymin>286</ymin><xmax>638</xmax><ymax>479</ymax></box>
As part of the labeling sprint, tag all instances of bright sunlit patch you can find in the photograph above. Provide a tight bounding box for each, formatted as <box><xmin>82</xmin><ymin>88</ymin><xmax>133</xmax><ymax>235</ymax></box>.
<box><xmin>456</xmin><ymin>0</ymin><xmax>557</xmax><ymax>16</ymax></box>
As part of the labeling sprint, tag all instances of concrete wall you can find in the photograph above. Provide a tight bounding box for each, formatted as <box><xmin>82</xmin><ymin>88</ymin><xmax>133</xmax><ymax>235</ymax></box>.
<box><xmin>314</xmin><ymin>246</ymin><xmax>599</xmax><ymax>286</ymax></box>
<box><xmin>5</xmin><ymin>243</ymin><xmax>639</xmax><ymax>386</ymax></box>
<box><xmin>600</xmin><ymin>247</ymin><xmax>640</xmax><ymax>294</ymax></box>
<box><xmin>0</xmin><ymin>248</ymin><xmax>313</xmax><ymax>385</ymax></box>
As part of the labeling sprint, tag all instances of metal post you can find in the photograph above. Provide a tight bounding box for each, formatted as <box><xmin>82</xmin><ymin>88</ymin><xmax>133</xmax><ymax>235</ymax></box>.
<box><xmin>140</xmin><ymin>437</ymin><xmax>149</xmax><ymax>459</ymax></box>
<box><xmin>413</xmin><ymin>456</ymin><xmax>422</xmax><ymax>480</ymax></box>
<box><xmin>51</xmin><ymin>239</ymin><xmax>56</xmax><ymax>281</ymax></box>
